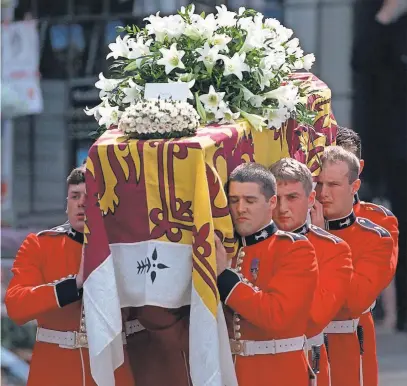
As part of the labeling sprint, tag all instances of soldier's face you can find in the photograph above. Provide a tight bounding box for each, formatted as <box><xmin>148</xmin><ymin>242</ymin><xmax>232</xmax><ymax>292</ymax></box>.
<box><xmin>67</xmin><ymin>183</ymin><xmax>87</xmax><ymax>233</ymax></box>
<box><xmin>228</xmin><ymin>181</ymin><xmax>276</xmax><ymax>237</ymax></box>
<box><xmin>273</xmin><ymin>181</ymin><xmax>315</xmax><ymax>232</ymax></box>
<box><xmin>315</xmin><ymin>161</ymin><xmax>360</xmax><ymax>220</ymax></box>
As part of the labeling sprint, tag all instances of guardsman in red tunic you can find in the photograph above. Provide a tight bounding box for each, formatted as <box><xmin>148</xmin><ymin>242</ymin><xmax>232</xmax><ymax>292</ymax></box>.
<box><xmin>5</xmin><ymin>167</ymin><xmax>134</xmax><ymax>386</ymax></box>
<box><xmin>215</xmin><ymin>163</ymin><xmax>318</xmax><ymax>386</ymax></box>
<box><xmin>336</xmin><ymin>126</ymin><xmax>399</xmax><ymax>386</ymax></box>
<box><xmin>271</xmin><ymin>158</ymin><xmax>353</xmax><ymax>386</ymax></box>
<box><xmin>312</xmin><ymin>147</ymin><xmax>394</xmax><ymax>386</ymax></box>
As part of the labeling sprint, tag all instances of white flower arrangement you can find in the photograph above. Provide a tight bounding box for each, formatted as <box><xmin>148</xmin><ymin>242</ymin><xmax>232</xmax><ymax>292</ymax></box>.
<box><xmin>118</xmin><ymin>98</ymin><xmax>200</xmax><ymax>139</ymax></box>
<box><xmin>85</xmin><ymin>4</ymin><xmax>316</xmax><ymax>137</ymax></box>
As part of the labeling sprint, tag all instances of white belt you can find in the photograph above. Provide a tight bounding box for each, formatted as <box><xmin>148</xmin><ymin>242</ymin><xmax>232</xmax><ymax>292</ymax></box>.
<box><xmin>36</xmin><ymin>327</ymin><xmax>127</xmax><ymax>349</ymax></box>
<box><xmin>324</xmin><ymin>319</ymin><xmax>359</xmax><ymax>334</ymax></box>
<box><xmin>324</xmin><ymin>301</ymin><xmax>376</xmax><ymax>335</ymax></box>
<box><xmin>125</xmin><ymin>319</ymin><xmax>146</xmax><ymax>336</ymax></box>
<box><xmin>307</xmin><ymin>332</ymin><xmax>324</xmax><ymax>347</ymax></box>
<box><xmin>230</xmin><ymin>336</ymin><xmax>305</xmax><ymax>356</ymax></box>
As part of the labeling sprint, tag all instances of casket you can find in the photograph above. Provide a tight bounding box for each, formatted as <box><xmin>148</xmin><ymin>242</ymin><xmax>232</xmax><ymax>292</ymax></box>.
<box><xmin>83</xmin><ymin>73</ymin><xmax>337</xmax><ymax>386</ymax></box>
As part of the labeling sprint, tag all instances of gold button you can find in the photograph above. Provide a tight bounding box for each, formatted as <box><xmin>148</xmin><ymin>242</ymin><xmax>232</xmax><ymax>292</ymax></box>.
<box><xmin>235</xmin><ymin>325</ymin><xmax>241</xmax><ymax>331</ymax></box>
<box><xmin>235</xmin><ymin>332</ymin><xmax>242</xmax><ymax>339</ymax></box>
<box><xmin>235</xmin><ymin>317</ymin><xmax>240</xmax><ymax>322</ymax></box>
<box><xmin>237</xmin><ymin>267</ymin><xmax>242</xmax><ymax>272</ymax></box>
<box><xmin>239</xmin><ymin>250</ymin><xmax>246</xmax><ymax>258</ymax></box>
<box><xmin>80</xmin><ymin>325</ymin><xmax>86</xmax><ymax>332</ymax></box>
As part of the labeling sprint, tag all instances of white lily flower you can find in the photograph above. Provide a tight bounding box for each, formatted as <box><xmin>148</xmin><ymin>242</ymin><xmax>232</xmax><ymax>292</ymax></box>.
<box><xmin>98</xmin><ymin>100</ymin><xmax>122</xmax><ymax>128</ymax></box>
<box><xmin>262</xmin><ymin>48</ymin><xmax>287</xmax><ymax>70</ymax></box>
<box><xmin>95</xmin><ymin>73</ymin><xmax>123</xmax><ymax>99</ymax></box>
<box><xmin>185</xmin><ymin>14</ymin><xmax>217</xmax><ymax>40</ymax></box>
<box><xmin>210</xmin><ymin>34</ymin><xmax>231</xmax><ymax>52</ymax></box>
<box><xmin>240</xmin><ymin>110</ymin><xmax>267</xmax><ymax>132</ymax></box>
<box><xmin>144</xmin><ymin>13</ymin><xmax>167</xmax><ymax>42</ymax></box>
<box><xmin>199</xmin><ymin>85</ymin><xmax>225</xmax><ymax>111</ymax></box>
<box><xmin>196</xmin><ymin>43</ymin><xmax>220</xmax><ymax>74</ymax></box>
<box><xmin>237</xmin><ymin>16</ymin><xmax>254</xmax><ymax>31</ymax></box>
<box><xmin>264</xmin><ymin>18</ymin><xmax>281</xmax><ymax>30</ymax></box>
<box><xmin>166</xmin><ymin>15</ymin><xmax>186</xmax><ymax>40</ymax></box>
<box><xmin>122</xmin><ymin>80</ymin><xmax>143</xmax><ymax>104</ymax></box>
<box><xmin>144</xmin><ymin>13</ymin><xmax>185</xmax><ymax>42</ymax></box>
<box><xmin>84</xmin><ymin>99</ymin><xmax>105</xmax><ymax>122</ymax></box>
<box><xmin>127</xmin><ymin>37</ymin><xmax>152</xmax><ymax>63</ymax></box>
<box><xmin>240</xmin><ymin>85</ymin><xmax>255</xmax><ymax>101</ymax></box>
<box><xmin>216</xmin><ymin>101</ymin><xmax>240</xmax><ymax>123</ymax></box>
<box><xmin>238</xmin><ymin>7</ymin><xmax>246</xmax><ymax>16</ymax></box>
<box><xmin>220</xmin><ymin>53</ymin><xmax>250</xmax><ymax>81</ymax></box>
<box><xmin>215</xmin><ymin>5</ymin><xmax>237</xmax><ymax>27</ymax></box>
<box><xmin>107</xmin><ymin>35</ymin><xmax>130</xmax><ymax>59</ymax></box>
<box><xmin>262</xmin><ymin>84</ymin><xmax>299</xmax><ymax>111</ymax></box>
<box><xmin>249</xmin><ymin>95</ymin><xmax>266</xmax><ymax>108</ymax></box>
<box><xmin>265</xmin><ymin>106</ymin><xmax>290</xmax><ymax>129</ymax></box>
<box><xmin>303</xmin><ymin>53</ymin><xmax>315</xmax><ymax>71</ymax></box>
<box><xmin>157</xmin><ymin>43</ymin><xmax>185</xmax><ymax>74</ymax></box>
<box><xmin>275</xmin><ymin>25</ymin><xmax>294</xmax><ymax>44</ymax></box>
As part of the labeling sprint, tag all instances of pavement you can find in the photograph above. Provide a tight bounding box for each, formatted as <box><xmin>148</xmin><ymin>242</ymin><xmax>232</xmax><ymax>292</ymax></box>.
<box><xmin>377</xmin><ymin>327</ymin><xmax>407</xmax><ymax>385</ymax></box>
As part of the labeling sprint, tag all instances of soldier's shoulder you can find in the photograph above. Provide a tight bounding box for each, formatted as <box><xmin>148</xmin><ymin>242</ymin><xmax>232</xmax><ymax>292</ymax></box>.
<box><xmin>276</xmin><ymin>230</ymin><xmax>307</xmax><ymax>242</ymax></box>
<box><xmin>355</xmin><ymin>217</ymin><xmax>391</xmax><ymax>238</ymax></box>
<box><xmin>37</xmin><ymin>222</ymin><xmax>71</xmax><ymax>237</ymax></box>
<box><xmin>309</xmin><ymin>225</ymin><xmax>343</xmax><ymax>244</ymax></box>
<box><xmin>360</xmin><ymin>201</ymin><xmax>395</xmax><ymax>217</ymax></box>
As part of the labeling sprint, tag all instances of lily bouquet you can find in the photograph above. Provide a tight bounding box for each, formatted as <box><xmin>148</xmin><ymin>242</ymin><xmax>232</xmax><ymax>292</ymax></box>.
<box><xmin>85</xmin><ymin>4</ymin><xmax>316</xmax><ymax>137</ymax></box>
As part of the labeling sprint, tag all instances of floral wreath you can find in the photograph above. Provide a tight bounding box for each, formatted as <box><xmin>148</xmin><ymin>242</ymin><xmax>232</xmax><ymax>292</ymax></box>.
<box><xmin>85</xmin><ymin>4</ymin><xmax>316</xmax><ymax>139</ymax></box>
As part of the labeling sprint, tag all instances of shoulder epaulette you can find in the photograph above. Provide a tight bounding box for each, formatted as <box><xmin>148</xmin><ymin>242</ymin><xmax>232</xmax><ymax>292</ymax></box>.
<box><xmin>361</xmin><ymin>202</ymin><xmax>395</xmax><ymax>217</ymax></box>
<box><xmin>356</xmin><ymin>218</ymin><xmax>391</xmax><ymax>238</ymax></box>
<box><xmin>37</xmin><ymin>222</ymin><xmax>71</xmax><ymax>237</ymax></box>
<box><xmin>309</xmin><ymin>225</ymin><xmax>343</xmax><ymax>244</ymax></box>
<box><xmin>276</xmin><ymin>230</ymin><xmax>307</xmax><ymax>242</ymax></box>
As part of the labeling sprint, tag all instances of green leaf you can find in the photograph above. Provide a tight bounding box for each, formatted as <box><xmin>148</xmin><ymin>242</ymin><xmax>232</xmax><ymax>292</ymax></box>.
<box><xmin>124</xmin><ymin>61</ymin><xmax>139</xmax><ymax>72</ymax></box>
<box><xmin>195</xmin><ymin>92</ymin><xmax>207</xmax><ymax>124</ymax></box>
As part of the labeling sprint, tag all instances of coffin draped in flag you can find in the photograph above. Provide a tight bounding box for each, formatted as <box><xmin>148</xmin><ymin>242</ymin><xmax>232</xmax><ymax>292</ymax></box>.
<box><xmin>83</xmin><ymin>73</ymin><xmax>336</xmax><ymax>386</ymax></box>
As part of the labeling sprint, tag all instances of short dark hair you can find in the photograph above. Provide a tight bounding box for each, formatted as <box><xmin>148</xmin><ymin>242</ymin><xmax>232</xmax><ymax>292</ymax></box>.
<box><xmin>336</xmin><ymin>126</ymin><xmax>362</xmax><ymax>160</ymax></box>
<box><xmin>66</xmin><ymin>166</ymin><xmax>85</xmax><ymax>185</ymax></box>
<box><xmin>227</xmin><ymin>163</ymin><xmax>276</xmax><ymax>199</ymax></box>
<box><xmin>270</xmin><ymin>158</ymin><xmax>313</xmax><ymax>195</ymax></box>
<box><xmin>321</xmin><ymin>147</ymin><xmax>360</xmax><ymax>183</ymax></box>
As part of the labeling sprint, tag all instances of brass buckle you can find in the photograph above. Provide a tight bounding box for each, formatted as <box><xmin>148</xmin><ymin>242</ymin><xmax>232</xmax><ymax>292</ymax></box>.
<box><xmin>74</xmin><ymin>332</ymin><xmax>88</xmax><ymax>348</ymax></box>
<box><xmin>230</xmin><ymin>340</ymin><xmax>246</xmax><ymax>356</ymax></box>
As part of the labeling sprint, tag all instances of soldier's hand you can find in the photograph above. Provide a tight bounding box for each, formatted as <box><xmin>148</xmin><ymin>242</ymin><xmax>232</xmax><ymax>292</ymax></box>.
<box><xmin>310</xmin><ymin>199</ymin><xmax>325</xmax><ymax>229</ymax></box>
<box><xmin>214</xmin><ymin>234</ymin><xmax>228</xmax><ymax>276</ymax></box>
<box><xmin>76</xmin><ymin>247</ymin><xmax>85</xmax><ymax>289</ymax></box>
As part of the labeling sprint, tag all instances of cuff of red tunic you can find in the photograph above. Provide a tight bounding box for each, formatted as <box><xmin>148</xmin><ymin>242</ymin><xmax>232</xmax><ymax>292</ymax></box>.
<box><xmin>217</xmin><ymin>268</ymin><xmax>241</xmax><ymax>303</ymax></box>
<box><xmin>55</xmin><ymin>277</ymin><xmax>83</xmax><ymax>307</ymax></box>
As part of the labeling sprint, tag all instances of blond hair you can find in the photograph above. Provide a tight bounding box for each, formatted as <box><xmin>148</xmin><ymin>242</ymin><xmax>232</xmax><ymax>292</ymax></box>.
<box><xmin>321</xmin><ymin>146</ymin><xmax>360</xmax><ymax>183</ymax></box>
<box><xmin>270</xmin><ymin>158</ymin><xmax>313</xmax><ymax>195</ymax></box>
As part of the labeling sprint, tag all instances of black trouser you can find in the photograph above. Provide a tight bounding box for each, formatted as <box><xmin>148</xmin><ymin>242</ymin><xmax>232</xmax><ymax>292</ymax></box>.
<box><xmin>351</xmin><ymin>0</ymin><xmax>407</xmax><ymax>330</ymax></box>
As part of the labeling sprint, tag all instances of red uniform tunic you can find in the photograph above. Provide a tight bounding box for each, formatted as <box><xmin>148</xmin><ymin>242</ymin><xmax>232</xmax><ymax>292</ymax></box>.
<box><xmin>5</xmin><ymin>223</ymin><xmax>135</xmax><ymax>386</ymax></box>
<box><xmin>294</xmin><ymin>223</ymin><xmax>353</xmax><ymax>386</ymax></box>
<box><xmin>324</xmin><ymin>212</ymin><xmax>394</xmax><ymax>386</ymax></box>
<box><xmin>217</xmin><ymin>222</ymin><xmax>318</xmax><ymax>386</ymax></box>
<box><xmin>353</xmin><ymin>195</ymin><xmax>399</xmax><ymax>386</ymax></box>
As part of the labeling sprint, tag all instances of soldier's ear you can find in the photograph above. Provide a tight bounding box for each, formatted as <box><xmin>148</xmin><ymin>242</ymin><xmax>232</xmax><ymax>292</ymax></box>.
<box><xmin>351</xmin><ymin>178</ymin><xmax>361</xmax><ymax>195</ymax></box>
<box><xmin>359</xmin><ymin>159</ymin><xmax>365</xmax><ymax>175</ymax></box>
<box><xmin>308</xmin><ymin>191</ymin><xmax>316</xmax><ymax>209</ymax></box>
